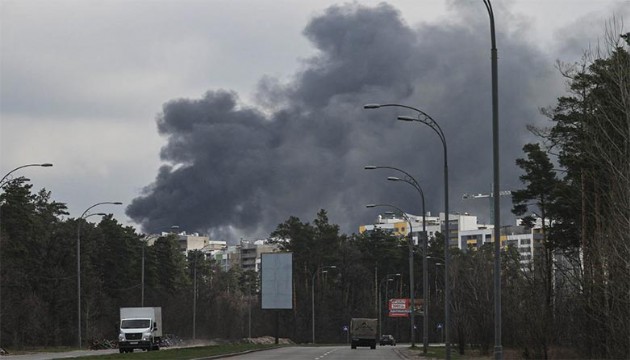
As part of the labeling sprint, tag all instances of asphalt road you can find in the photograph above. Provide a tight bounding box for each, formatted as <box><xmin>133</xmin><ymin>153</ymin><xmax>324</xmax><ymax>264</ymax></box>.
<box><xmin>217</xmin><ymin>345</ymin><xmax>408</xmax><ymax>360</ymax></box>
<box><xmin>0</xmin><ymin>344</ymin><xmax>410</xmax><ymax>360</ymax></box>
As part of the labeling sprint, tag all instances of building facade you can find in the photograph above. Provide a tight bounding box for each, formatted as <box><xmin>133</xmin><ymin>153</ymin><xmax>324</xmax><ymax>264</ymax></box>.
<box><xmin>361</xmin><ymin>211</ymin><xmax>546</xmax><ymax>268</ymax></box>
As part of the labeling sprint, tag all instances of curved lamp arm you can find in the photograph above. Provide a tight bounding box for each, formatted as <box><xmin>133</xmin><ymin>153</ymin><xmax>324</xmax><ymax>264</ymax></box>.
<box><xmin>1</xmin><ymin>163</ymin><xmax>53</xmax><ymax>186</ymax></box>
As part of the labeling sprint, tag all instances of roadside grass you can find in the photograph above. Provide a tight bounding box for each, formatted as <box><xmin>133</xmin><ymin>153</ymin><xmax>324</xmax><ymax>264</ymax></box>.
<box><xmin>418</xmin><ymin>346</ymin><xmax>462</xmax><ymax>359</ymax></box>
<box><xmin>59</xmin><ymin>344</ymin><xmax>280</xmax><ymax>360</ymax></box>
<box><xmin>406</xmin><ymin>345</ymin><xmax>493</xmax><ymax>359</ymax></box>
<box><xmin>4</xmin><ymin>346</ymin><xmax>77</xmax><ymax>355</ymax></box>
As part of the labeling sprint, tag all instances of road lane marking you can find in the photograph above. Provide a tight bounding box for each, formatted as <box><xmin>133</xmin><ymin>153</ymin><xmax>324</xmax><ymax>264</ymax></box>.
<box><xmin>314</xmin><ymin>348</ymin><xmax>338</xmax><ymax>359</ymax></box>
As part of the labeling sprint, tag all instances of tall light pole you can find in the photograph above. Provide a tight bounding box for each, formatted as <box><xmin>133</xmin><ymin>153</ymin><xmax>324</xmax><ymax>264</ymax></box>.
<box><xmin>187</xmin><ymin>245</ymin><xmax>201</xmax><ymax>344</ymax></box>
<box><xmin>0</xmin><ymin>163</ymin><xmax>53</xmax><ymax>349</ymax></box>
<box><xmin>0</xmin><ymin>163</ymin><xmax>53</xmax><ymax>185</ymax></box>
<box><xmin>366</xmin><ymin>203</ymin><xmax>416</xmax><ymax>347</ymax></box>
<box><xmin>482</xmin><ymin>1</ymin><xmax>502</xmax><ymax>358</ymax></box>
<box><xmin>312</xmin><ymin>265</ymin><xmax>336</xmax><ymax>344</ymax></box>
<box><xmin>245</xmin><ymin>272</ymin><xmax>256</xmax><ymax>339</ymax></box>
<box><xmin>192</xmin><ymin>253</ymin><xmax>197</xmax><ymax>343</ymax></box>
<box><xmin>142</xmin><ymin>226</ymin><xmax>178</xmax><ymax>307</ymax></box>
<box><xmin>379</xmin><ymin>273</ymin><xmax>400</xmax><ymax>337</ymax></box>
<box><xmin>430</xmin><ymin>260</ymin><xmax>445</xmax><ymax>342</ymax></box>
<box><xmin>364</xmin><ymin>103</ymin><xmax>449</xmax><ymax>356</ymax></box>
<box><xmin>365</xmin><ymin>165</ymin><xmax>429</xmax><ymax>353</ymax></box>
<box><xmin>141</xmin><ymin>234</ymin><xmax>158</xmax><ymax>307</ymax></box>
<box><xmin>77</xmin><ymin>201</ymin><xmax>122</xmax><ymax>348</ymax></box>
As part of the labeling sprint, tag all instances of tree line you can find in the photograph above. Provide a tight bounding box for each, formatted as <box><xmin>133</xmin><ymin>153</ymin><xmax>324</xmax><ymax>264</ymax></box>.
<box><xmin>1</xmin><ymin>28</ymin><xmax>628</xmax><ymax>359</ymax></box>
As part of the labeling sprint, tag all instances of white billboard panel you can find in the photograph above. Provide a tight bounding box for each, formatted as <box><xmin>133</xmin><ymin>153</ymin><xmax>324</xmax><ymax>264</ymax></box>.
<box><xmin>261</xmin><ymin>252</ymin><xmax>293</xmax><ymax>309</ymax></box>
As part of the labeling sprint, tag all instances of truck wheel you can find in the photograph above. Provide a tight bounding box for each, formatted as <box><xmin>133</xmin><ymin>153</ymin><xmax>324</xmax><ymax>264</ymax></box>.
<box><xmin>351</xmin><ymin>345</ymin><xmax>356</xmax><ymax>349</ymax></box>
<box><xmin>119</xmin><ymin>349</ymin><xmax>124</xmax><ymax>353</ymax></box>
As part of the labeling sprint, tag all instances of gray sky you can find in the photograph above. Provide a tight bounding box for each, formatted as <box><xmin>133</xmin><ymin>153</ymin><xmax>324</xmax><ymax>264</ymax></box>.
<box><xmin>1</xmin><ymin>0</ymin><xmax>628</xmax><ymax>242</ymax></box>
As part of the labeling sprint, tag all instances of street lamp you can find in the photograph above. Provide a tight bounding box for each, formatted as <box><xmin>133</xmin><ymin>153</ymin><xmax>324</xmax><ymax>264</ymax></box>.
<box><xmin>366</xmin><ymin>203</ymin><xmax>416</xmax><ymax>347</ymax></box>
<box><xmin>364</xmin><ymin>103</ymin><xmax>450</xmax><ymax>357</ymax></box>
<box><xmin>0</xmin><ymin>163</ymin><xmax>53</xmax><ymax>186</ymax></box>
<box><xmin>379</xmin><ymin>273</ymin><xmax>400</xmax><ymax>337</ymax></box>
<box><xmin>428</xmin><ymin>258</ymin><xmax>445</xmax><ymax>343</ymax></box>
<box><xmin>363</xmin><ymin>104</ymin><xmax>451</xmax><ymax>360</ymax></box>
<box><xmin>141</xmin><ymin>234</ymin><xmax>158</xmax><ymax>307</ymax></box>
<box><xmin>243</xmin><ymin>272</ymin><xmax>257</xmax><ymax>339</ymax></box>
<box><xmin>192</xmin><ymin>252</ymin><xmax>197</xmax><ymax>343</ymax></box>
<box><xmin>142</xmin><ymin>226</ymin><xmax>179</xmax><ymax>306</ymax></box>
<box><xmin>312</xmin><ymin>265</ymin><xmax>336</xmax><ymax>344</ymax></box>
<box><xmin>365</xmin><ymin>165</ymin><xmax>429</xmax><ymax>353</ymax></box>
<box><xmin>481</xmin><ymin>1</ymin><xmax>502</xmax><ymax>358</ymax></box>
<box><xmin>77</xmin><ymin>201</ymin><xmax>122</xmax><ymax>348</ymax></box>
<box><xmin>0</xmin><ymin>163</ymin><xmax>53</xmax><ymax>349</ymax></box>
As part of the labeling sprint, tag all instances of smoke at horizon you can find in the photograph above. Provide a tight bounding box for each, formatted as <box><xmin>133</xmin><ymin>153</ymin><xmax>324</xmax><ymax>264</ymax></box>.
<box><xmin>126</xmin><ymin>2</ymin><xmax>563</xmax><ymax>242</ymax></box>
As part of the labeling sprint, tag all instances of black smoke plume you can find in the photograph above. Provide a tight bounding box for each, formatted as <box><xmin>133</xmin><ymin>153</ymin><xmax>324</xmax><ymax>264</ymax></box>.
<box><xmin>127</xmin><ymin>2</ymin><xmax>559</xmax><ymax>241</ymax></box>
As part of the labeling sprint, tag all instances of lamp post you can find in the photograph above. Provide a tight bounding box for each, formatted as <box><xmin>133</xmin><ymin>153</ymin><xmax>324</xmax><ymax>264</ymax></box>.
<box><xmin>192</xmin><ymin>253</ymin><xmax>197</xmax><ymax>343</ymax></box>
<box><xmin>244</xmin><ymin>272</ymin><xmax>257</xmax><ymax>339</ymax></box>
<box><xmin>366</xmin><ymin>203</ymin><xmax>416</xmax><ymax>347</ymax></box>
<box><xmin>141</xmin><ymin>234</ymin><xmax>158</xmax><ymax>307</ymax></box>
<box><xmin>0</xmin><ymin>163</ymin><xmax>53</xmax><ymax>186</ymax></box>
<box><xmin>312</xmin><ymin>265</ymin><xmax>336</xmax><ymax>344</ymax></box>
<box><xmin>379</xmin><ymin>273</ymin><xmax>400</xmax><ymax>337</ymax></box>
<box><xmin>364</xmin><ymin>103</ymin><xmax>450</xmax><ymax>357</ymax></box>
<box><xmin>77</xmin><ymin>201</ymin><xmax>122</xmax><ymax>348</ymax></box>
<box><xmin>481</xmin><ymin>1</ymin><xmax>502</xmax><ymax>358</ymax></box>
<box><xmin>425</xmin><ymin>257</ymin><xmax>445</xmax><ymax>343</ymax></box>
<box><xmin>365</xmin><ymin>165</ymin><xmax>429</xmax><ymax>353</ymax></box>
<box><xmin>142</xmin><ymin>226</ymin><xmax>179</xmax><ymax>307</ymax></box>
<box><xmin>0</xmin><ymin>163</ymin><xmax>53</xmax><ymax>348</ymax></box>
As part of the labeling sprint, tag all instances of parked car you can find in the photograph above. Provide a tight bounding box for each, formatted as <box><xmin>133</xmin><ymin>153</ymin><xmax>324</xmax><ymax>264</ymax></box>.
<box><xmin>379</xmin><ymin>334</ymin><xmax>396</xmax><ymax>346</ymax></box>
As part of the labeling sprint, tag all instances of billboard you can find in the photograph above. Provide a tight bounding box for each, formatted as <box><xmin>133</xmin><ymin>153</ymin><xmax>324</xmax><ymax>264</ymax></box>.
<box><xmin>261</xmin><ymin>252</ymin><xmax>293</xmax><ymax>309</ymax></box>
<box><xmin>388</xmin><ymin>298</ymin><xmax>424</xmax><ymax>317</ymax></box>
<box><xmin>388</xmin><ymin>298</ymin><xmax>410</xmax><ymax>317</ymax></box>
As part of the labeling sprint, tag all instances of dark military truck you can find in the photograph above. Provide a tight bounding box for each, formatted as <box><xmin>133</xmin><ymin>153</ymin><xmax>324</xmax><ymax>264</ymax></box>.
<box><xmin>350</xmin><ymin>318</ymin><xmax>378</xmax><ymax>349</ymax></box>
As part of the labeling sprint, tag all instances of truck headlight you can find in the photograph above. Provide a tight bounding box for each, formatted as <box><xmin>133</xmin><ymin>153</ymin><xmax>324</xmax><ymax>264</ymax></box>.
<box><xmin>118</xmin><ymin>333</ymin><xmax>125</xmax><ymax>341</ymax></box>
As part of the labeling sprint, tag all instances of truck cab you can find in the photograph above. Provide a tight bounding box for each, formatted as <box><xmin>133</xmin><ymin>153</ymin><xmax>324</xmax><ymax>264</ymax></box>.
<box><xmin>118</xmin><ymin>307</ymin><xmax>162</xmax><ymax>353</ymax></box>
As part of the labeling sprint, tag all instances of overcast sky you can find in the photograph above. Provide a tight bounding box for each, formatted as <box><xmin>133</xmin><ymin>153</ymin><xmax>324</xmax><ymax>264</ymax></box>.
<box><xmin>1</xmin><ymin>0</ymin><xmax>628</xmax><ymax>242</ymax></box>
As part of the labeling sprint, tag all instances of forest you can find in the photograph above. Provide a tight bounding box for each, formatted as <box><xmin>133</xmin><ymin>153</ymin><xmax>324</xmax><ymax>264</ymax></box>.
<box><xmin>0</xmin><ymin>30</ymin><xmax>628</xmax><ymax>360</ymax></box>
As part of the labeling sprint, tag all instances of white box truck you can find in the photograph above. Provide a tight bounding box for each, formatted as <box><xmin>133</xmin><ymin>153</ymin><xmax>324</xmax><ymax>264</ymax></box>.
<box><xmin>350</xmin><ymin>318</ymin><xmax>378</xmax><ymax>349</ymax></box>
<box><xmin>118</xmin><ymin>307</ymin><xmax>162</xmax><ymax>353</ymax></box>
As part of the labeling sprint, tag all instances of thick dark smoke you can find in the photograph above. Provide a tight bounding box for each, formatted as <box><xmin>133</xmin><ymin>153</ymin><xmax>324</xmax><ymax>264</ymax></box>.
<box><xmin>127</xmin><ymin>2</ymin><xmax>559</xmax><ymax>241</ymax></box>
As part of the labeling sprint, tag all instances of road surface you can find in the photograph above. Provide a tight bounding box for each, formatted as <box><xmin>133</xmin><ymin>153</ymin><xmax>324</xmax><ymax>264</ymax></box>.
<box><xmin>0</xmin><ymin>344</ymin><xmax>411</xmax><ymax>360</ymax></box>
<box><xmin>218</xmin><ymin>345</ymin><xmax>408</xmax><ymax>360</ymax></box>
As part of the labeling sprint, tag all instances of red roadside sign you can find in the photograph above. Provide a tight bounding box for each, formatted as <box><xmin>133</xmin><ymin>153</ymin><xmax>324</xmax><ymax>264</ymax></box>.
<box><xmin>388</xmin><ymin>298</ymin><xmax>409</xmax><ymax>318</ymax></box>
<box><xmin>388</xmin><ymin>298</ymin><xmax>424</xmax><ymax>318</ymax></box>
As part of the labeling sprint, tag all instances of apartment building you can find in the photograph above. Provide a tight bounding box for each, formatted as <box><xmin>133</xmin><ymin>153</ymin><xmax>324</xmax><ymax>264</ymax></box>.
<box><xmin>240</xmin><ymin>239</ymin><xmax>280</xmax><ymax>272</ymax></box>
<box><xmin>360</xmin><ymin>211</ymin><xmax>483</xmax><ymax>246</ymax></box>
<box><xmin>205</xmin><ymin>239</ymin><xmax>280</xmax><ymax>272</ymax></box>
<box><xmin>361</xmin><ymin>211</ymin><xmax>547</xmax><ymax>267</ymax></box>
<box><xmin>359</xmin><ymin>212</ymin><xmax>441</xmax><ymax>245</ymax></box>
